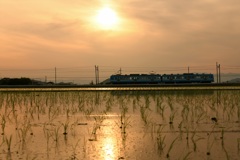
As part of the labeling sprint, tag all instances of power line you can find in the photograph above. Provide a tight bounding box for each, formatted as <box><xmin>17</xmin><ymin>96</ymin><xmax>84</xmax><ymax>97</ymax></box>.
<box><xmin>1</xmin><ymin>64</ymin><xmax>240</xmax><ymax>84</ymax></box>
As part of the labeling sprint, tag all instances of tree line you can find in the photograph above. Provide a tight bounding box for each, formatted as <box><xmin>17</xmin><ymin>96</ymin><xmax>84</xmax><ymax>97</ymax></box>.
<box><xmin>0</xmin><ymin>78</ymin><xmax>34</xmax><ymax>85</ymax></box>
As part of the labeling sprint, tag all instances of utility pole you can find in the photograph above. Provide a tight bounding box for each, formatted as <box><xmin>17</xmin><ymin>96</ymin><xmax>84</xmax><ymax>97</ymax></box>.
<box><xmin>95</xmin><ymin>65</ymin><xmax>97</xmax><ymax>85</ymax></box>
<box><xmin>218</xmin><ymin>64</ymin><xmax>221</xmax><ymax>83</ymax></box>
<box><xmin>216</xmin><ymin>62</ymin><xmax>218</xmax><ymax>83</ymax></box>
<box><xmin>95</xmin><ymin>65</ymin><xmax>99</xmax><ymax>85</ymax></box>
<box><xmin>55</xmin><ymin>67</ymin><xmax>57</xmax><ymax>84</ymax></box>
<box><xmin>97</xmin><ymin>66</ymin><xmax>99</xmax><ymax>84</ymax></box>
<box><xmin>216</xmin><ymin>62</ymin><xmax>221</xmax><ymax>83</ymax></box>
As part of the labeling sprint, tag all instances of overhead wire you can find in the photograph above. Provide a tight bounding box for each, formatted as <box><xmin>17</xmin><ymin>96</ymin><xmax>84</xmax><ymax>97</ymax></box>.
<box><xmin>1</xmin><ymin>65</ymin><xmax>240</xmax><ymax>84</ymax></box>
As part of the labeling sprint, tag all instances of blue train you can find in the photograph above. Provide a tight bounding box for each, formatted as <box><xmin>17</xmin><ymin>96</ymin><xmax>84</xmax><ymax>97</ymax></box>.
<box><xmin>110</xmin><ymin>73</ymin><xmax>214</xmax><ymax>84</ymax></box>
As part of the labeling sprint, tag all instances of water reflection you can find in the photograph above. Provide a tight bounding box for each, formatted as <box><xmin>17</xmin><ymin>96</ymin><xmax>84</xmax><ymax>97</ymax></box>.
<box><xmin>0</xmin><ymin>90</ymin><xmax>240</xmax><ymax>159</ymax></box>
<box><xmin>96</xmin><ymin>119</ymin><xmax>119</xmax><ymax>160</ymax></box>
<box><xmin>102</xmin><ymin>137</ymin><xmax>116</xmax><ymax>160</ymax></box>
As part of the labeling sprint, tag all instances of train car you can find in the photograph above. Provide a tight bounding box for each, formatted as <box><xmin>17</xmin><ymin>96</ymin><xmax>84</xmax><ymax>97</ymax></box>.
<box><xmin>192</xmin><ymin>73</ymin><xmax>214</xmax><ymax>83</ymax></box>
<box><xmin>110</xmin><ymin>74</ymin><xmax>161</xmax><ymax>84</ymax></box>
<box><xmin>110</xmin><ymin>73</ymin><xmax>214</xmax><ymax>84</ymax></box>
<box><xmin>161</xmin><ymin>73</ymin><xmax>214</xmax><ymax>83</ymax></box>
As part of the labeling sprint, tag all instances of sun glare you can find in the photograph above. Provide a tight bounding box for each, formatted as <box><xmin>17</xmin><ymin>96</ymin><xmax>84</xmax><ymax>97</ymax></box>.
<box><xmin>95</xmin><ymin>7</ymin><xmax>119</xmax><ymax>30</ymax></box>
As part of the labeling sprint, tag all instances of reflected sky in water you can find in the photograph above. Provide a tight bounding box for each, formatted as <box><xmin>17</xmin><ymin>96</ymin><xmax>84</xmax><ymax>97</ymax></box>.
<box><xmin>1</xmin><ymin>90</ymin><xmax>240</xmax><ymax>159</ymax></box>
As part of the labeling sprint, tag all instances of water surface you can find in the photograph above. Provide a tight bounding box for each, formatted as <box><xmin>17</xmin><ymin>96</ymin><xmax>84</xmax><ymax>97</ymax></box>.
<box><xmin>0</xmin><ymin>90</ymin><xmax>240</xmax><ymax>159</ymax></box>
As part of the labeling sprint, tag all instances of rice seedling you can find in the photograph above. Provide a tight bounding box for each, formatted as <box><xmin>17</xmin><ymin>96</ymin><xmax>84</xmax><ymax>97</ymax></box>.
<box><xmin>169</xmin><ymin>110</ymin><xmax>177</xmax><ymax>125</ymax></box>
<box><xmin>70</xmin><ymin>139</ymin><xmax>80</xmax><ymax>159</ymax></box>
<box><xmin>120</xmin><ymin>103</ymin><xmax>128</xmax><ymax>117</ymax></box>
<box><xmin>5</xmin><ymin>135</ymin><xmax>12</xmax><ymax>151</ymax></box>
<box><xmin>144</xmin><ymin>96</ymin><xmax>151</xmax><ymax>109</ymax></box>
<box><xmin>181</xmin><ymin>104</ymin><xmax>189</xmax><ymax>121</ymax></box>
<box><xmin>118</xmin><ymin>99</ymin><xmax>131</xmax><ymax>132</ymax></box>
<box><xmin>178</xmin><ymin>121</ymin><xmax>184</xmax><ymax>140</ymax></box>
<box><xmin>66</xmin><ymin>108</ymin><xmax>70</xmax><ymax>119</ymax></box>
<box><xmin>18</xmin><ymin>120</ymin><xmax>32</xmax><ymax>144</ymax></box>
<box><xmin>237</xmin><ymin>138</ymin><xmax>240</xmax><ymax>152</ymax></box>
<box><xmin>167</xmin><ymin>96</ymin><xmax>174</xmax><ymax>111</ymax></box>
<box><xmin>105</xmin><ymin>98</ymin><xmax>113</xmax><ymax>112</ymax></box>
<box><xmin>84</xmin><ymin>107</ymin><xmax>94</xmax><ymax>116</ymax></box>
<box><xmin>89</xmin><ymin>125</ymin><xmax>99</xmax><ymax>141</ymax></box>
<box><xmin>191</xmin><ymin>129</ymin><xmax>204</xmax><ymax>152</ymax></box>
<box><xmin>166</xmin><ymin>136</ymin><xmax>179</xmax><ymax>158</ymax></box>
<box><xmin>82</xmin><ymin>136</ymin><xmax>87</xmax><ymax>156</ymax></box>
<box><xmin>1</xmin><ymin>114</ymin><xmax>6</xmax><ymax>135</ymax></box>
<box><xmin>68</xmin><ymin>119</ymin><xmax>81</xmax><ymax>137</ymax></box>
<box><xmin>237</xmin><ymin>99</ymin><xmax>240</xmax><ymax>122</ymax></box>
<box><xmin>48</xmin><ymin>105</ymin><xmax>59</xmax><ymax>121</ymax></box>
<box><xmin>206</xmin><ymin>124</ymin><xmax>217</xmax><ymax>155</ymax></box>
<box><xmin>140</xmin><ymin>105</ymin><xmax>151</xmax><ymax>125</ymax></box>
<box><xmin>62</xmin><ymin>120</ymin><xmax>69</xmax><ymax>135</ymax></box>
<box><xmin>156</xmin><ymin>125</ymin><xmax>166</xmax><ymax>155</ymax></box>
<box><xmin>220</xmin><ymin>129</ymin><xmax>229</xmax><ymax>160</ymax></box>
<box><xmin>157</xmin><ymin>134</ymin><xmax>166</xmax><ymax>155</ymax></box>
<box><xmin>156</xmin><ymin>97</ymin><xmax>166</xmax><ymax>120</ymax></box>
<box><xmin>180</xmin><ymin>121</ymin><xmax>193</xmax><ymax>145</ymax></box>
<box><xmin>89</xmin><ymin>113</ymin><xmax>106</xmax><ymax>141</ymax></box>
<box><xmin>196</xmin><ymin>112</ymin><xmax>206</xmax><ymax>124</ymax></box>
<box><xmin>156</xmin><ymin>96</ymin><xmax>162</xmax><ymax>109</ymax></box>
<box><xmin>28</xmin><ymin>108</ymin><xmax>35</xmax><ymax>121</ymax></box>
<box><xmin>132</xmin><ymin>99</ymin><xmax>137</xmax><ymax>111</ymax></box>
<box><xmin>189</xmin><ymin>103</ymin><xmax>196</xmax><ymax>123</ymax></box>
<box><xmin>222</xmin><ymin>146</ymin><xmax>229</xmax><ymax>160</ymax></box>
<box><xmin>181</xmin><ymin>151</ymin><xmax>192</xmax><ymax>160</ymax></box>
<box><xmin>45</xmin><ymin>130</ymin><xmax>52</xmax><ymax>151</ymax></box>
<box><xmin>52</xmin><ymin>125</ymin><xmax>61</xmax><ymax>142</ymax></box>
<box><xmin>221</xmin><ymin>130</ymin><xmax>229</xmax><ymax>160</ymax></box>
<box><xmin>120</xmin><ymin>115</ymin><xmax>131</xmax><ymax>134</ymax></box>
<box><xmin>220</xmin><ymin>128</ymin><xmax>225</xmax><ymax>145</ymax></box>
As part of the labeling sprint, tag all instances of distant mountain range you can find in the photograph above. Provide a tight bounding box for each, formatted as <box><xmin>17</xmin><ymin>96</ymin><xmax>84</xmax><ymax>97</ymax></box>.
<box><xmin>217</xmin><ymin>73</ymin><xmax>240</xmax><ymax>83</ymax></box>
<box><xmin>226</xmin><ymin>78</ymin><xmax>240</xmax><ymax>83</ymax></box>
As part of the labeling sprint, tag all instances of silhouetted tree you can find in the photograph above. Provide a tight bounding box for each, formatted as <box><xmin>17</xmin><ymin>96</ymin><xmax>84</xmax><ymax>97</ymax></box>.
<box><xmin>0</xmin><ymin>77</ymin><xmax>32</xmax><ymax>85</ymax></box>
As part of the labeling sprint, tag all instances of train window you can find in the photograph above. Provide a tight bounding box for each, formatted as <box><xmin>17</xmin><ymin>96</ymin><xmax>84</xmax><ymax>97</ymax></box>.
<box><xmin>163</xmin><ymin>76</ymin><xmax>168</xmax><ymax>80</ymax></box>
<box><xmin>131</xmin><ymin>77</ymin><xmax>138</xmax><ymax>80</ymax></box>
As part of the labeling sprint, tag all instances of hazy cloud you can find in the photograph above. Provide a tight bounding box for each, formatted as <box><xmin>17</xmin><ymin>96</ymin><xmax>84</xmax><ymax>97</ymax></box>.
<box><xmin>1</xmin><ymin>0</ymin><xmax>240</xmax><ymax>81</ymax></box>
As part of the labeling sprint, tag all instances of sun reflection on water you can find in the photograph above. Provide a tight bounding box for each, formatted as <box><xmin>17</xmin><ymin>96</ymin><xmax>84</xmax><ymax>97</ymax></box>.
<box><xmin>98</xmin><ymin>119</ymin><xmax>119</xmax><ymax>160</ymax></box>
<box><xmin>103</xmin><ymin>137</ymin><xmax>116</xmax><ymax>160</ymax></box>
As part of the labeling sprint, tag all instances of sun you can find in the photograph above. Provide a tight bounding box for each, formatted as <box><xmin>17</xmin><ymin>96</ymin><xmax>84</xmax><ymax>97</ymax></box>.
<box><xmin>95</xmin><ymin>7</ymin><xmax>119</xmax><ymax>30</ymax></box>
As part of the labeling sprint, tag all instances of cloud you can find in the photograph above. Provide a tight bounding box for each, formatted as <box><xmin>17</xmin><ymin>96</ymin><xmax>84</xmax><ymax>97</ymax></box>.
<box><xmin>1</xmin><ymin>0</ymin><xmax>240</xmax><ymax>81</ymax></box>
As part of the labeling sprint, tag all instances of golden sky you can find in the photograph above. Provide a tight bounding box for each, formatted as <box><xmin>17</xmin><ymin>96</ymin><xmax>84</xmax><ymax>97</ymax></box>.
<box><xmin>1</xmin><ymin>0</ymin><xmax>240</xmax><ymax>82</ymax></box>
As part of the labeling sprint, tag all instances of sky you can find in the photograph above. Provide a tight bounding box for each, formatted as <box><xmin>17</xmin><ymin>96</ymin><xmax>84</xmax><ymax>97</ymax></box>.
<box><xmin>1</xmin><ymin>0</ymin><xmax>240</xmax><ymax>83</ymax></box>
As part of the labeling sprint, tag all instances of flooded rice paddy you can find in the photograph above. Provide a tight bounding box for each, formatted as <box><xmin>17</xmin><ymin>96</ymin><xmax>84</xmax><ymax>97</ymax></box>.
<box><xmin>0</xmin><ymin>89</ymin><xmax>240</xmax><ymax>159</ymax></box>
